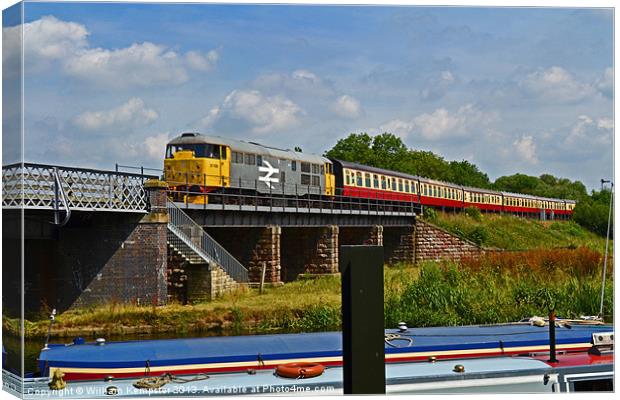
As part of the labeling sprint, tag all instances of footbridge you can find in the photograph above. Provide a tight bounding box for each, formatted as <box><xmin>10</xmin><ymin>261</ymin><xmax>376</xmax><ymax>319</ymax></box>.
<box><xmin>3</xmin><ymin>162</ymin><xmax>419</xmax><ymax>312</ymax></box>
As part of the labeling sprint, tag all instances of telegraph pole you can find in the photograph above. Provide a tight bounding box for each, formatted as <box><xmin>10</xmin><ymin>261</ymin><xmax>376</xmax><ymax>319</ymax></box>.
<box><xmin>599</xmin><ymin>180</ymin><xmax>613</xmax><ymax>318</ymax></box>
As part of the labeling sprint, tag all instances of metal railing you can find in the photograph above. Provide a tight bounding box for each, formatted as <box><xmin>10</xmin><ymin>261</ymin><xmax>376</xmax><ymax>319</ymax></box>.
<box><xmin>2</xmin><ymin>163</ymin><xmax>156</xmax><ymax>212</ymax></box>
<box><xmin>167</xmin><ymin>176</ymin><xmax>421</xmax><ymax>216</ymax></box>
<box><xmin>167</xmin><ymin>199</ymin><xmax>248</xmax><ymax>283</ymax></box>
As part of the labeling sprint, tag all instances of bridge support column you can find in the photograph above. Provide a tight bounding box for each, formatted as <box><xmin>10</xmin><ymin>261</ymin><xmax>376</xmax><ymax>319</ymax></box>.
<box><xmin>281</xmin><ymin>226</ymin><xmax>339</xmax><ymax>281</ymax></box>
<box><xmin>339</xmin><ymin>225</ymin><xmax>383</xmax><ymax>246</ymax></box>
<box><xmin>383</xmin><ymin>225</ymin><xmax>416</xmax><ymax>265</ymax></box>
<box><xmin>248</xmin><ymin>225</ymin><xmax>282</xmax><ymax>284</ymax></box>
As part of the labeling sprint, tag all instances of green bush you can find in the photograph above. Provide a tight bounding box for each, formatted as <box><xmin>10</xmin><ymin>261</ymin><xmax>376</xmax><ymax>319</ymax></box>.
<box><xmin>464</xmin><ymin>206</ymin><xmax>482</xmax><ymax>221</ymax></box>
<box><xmin>423</xmin><ymin>207</ymin><xmax>437</xmax><ymax>221</ymax></box>
<box><xmin>466</xmin><ymin>226</ymin><xmax>489</xmax><ymax>245</ymax></box>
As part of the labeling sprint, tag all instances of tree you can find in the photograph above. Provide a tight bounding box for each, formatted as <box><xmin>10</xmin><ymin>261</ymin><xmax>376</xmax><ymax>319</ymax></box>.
<box><xmin>573</xmin><ymin>189</ymin><xmax>613</xmax><ymax>236</ymax></box>
<box><xmin>324</xmin><ymin>133</ymin><xmax>375</xmax><ymax>166</ymax></box>
<box><xmin>446</xmin><ymin>160</ymin><xmax>492</xmax><ymax>188</ymax></box>
<box><xmin>493</xmin><ymin>174</ymin><xmax>540</xmax><ymax>194</ymax></box>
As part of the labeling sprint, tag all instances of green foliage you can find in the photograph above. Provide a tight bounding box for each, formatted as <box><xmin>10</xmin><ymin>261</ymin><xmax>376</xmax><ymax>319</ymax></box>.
<box><xmin>493</xmin><ymin>173</ymin><xmax>587</xmax><ymax>200</ymax></box>
<box><xmin>467</xmin><ymin>226</ymin><xmax>489</xmax><ymax>245</ymax></box>
<box><xmin>431</xmin><ymin>211</ymin><xmax>609</xmax><ymax>252</ymax></box>
<box><xmin>423</xmin><ymin>207</ymin><xmax>438</xmax><ymax>221</ymax></box>
<box><xmin>384</xmin><ymin>256</ymin><xmax>613</xmax><ymax>328</ymax></box>
<box><xmin>464</xmin><ymin>206</ymin><xmax>482</xmax><ymax>221</ymax></box>
<box><xmin>573</xmin><ymin>189</ymin><xmax>613</xmax><ymax>236</ymax></box>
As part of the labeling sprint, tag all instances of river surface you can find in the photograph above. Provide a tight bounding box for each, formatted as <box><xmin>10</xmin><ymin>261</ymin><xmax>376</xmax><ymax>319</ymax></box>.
<box><xmin>4</xmin><ymin>329</ymin><xmax>279</xmax><ymax>376</ymax></box>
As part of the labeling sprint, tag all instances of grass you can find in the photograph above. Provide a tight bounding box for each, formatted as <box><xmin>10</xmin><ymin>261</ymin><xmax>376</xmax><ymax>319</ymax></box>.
<box><xmin>428</xmin><ymin>211</ymin><xmax>610</xmax><ymax>252</ymax></box>
<box><xmin>4</xmin><ymin>248</ymin><xmax>612</xmax><ymax>338</ymax></box>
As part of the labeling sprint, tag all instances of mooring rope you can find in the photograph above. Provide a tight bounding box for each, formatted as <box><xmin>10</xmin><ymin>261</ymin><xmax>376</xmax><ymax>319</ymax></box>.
<box><xmin>384</xmin><ymin>333</ymin><xmax>413</xmax><ymax>348</ymax></box>
<box><xmin>133</xmin><ymin>372</ymin><xmax>210</xmax><ymax>390</ymax></box>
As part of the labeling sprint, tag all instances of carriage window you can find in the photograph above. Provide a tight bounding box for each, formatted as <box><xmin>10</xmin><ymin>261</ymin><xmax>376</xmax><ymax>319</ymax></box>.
<box><xmin>301</xmin><ymin>162</ymin><xmax>311</xmax><ymax>173</ymax></box>
<box><xmin>381</xmin><ymin>176</ymin><xmax>387</xmax><ymax>190</ymax></box>
<box><xmin>356</xmin><ymin>172</ymin><xmax>363</xmax><ymax>186</ymax></box>
<box><xmin>399</xmin><ymin>179</ymin><xmax>404</xmax><ymax>192</ymax></box>
<box><xmin>405</xmin><ymin>181</ymin><xmax>410</xmax><ymax>193</ymax></box>
<box><xmin>392</xmin><ymin>179</ymin><xmax>397</xmax><ymax>191</ymax></box>
<box><xmin>374</xmin><ymin>175</ymin><xmax>379</xmax><ymax>188</ymax></box>
<box><xmin>312</xmin><ymin>175</ymin><xmax>320</xmax><ymax>186</ymax></box>
<box><xmin>345</xmin><ymin>171</ymin><xmax>350</xmax><ymax>185</ymax></box>
<box><xmin>292</xmin><ymin>161</ymin><xmax>297</xmax><ymax>171</ymax></box>
<box><xmin>301</xmin><ymin>174</ymin><xmax>311</xmax><ymax>185</ymax></box>
<box><xmin>245</xmin><ymin>154</ymin><xmax>256</xmax><ymax>165</ymax></box>
<box><xmin>365</xmin><ymin>173</ymin><xmax>371</xmax><ymax>188</ymax></box>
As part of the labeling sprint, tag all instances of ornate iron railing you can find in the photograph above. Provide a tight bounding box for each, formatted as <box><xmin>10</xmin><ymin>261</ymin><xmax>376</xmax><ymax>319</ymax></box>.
<box><xmin>2</xmin><ymin>163</ymin><xmax>155</xmax><ymax>212</ymax></box>
<box><xmin>167</xmin><ymin>199</ymin><xmax>248</xmax><ymax>283</ymax></box>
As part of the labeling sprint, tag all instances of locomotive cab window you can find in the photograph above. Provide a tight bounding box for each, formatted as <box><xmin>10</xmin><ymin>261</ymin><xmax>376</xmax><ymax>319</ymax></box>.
<box><xmin>166</xmin><ymin>143</ymin><xmax>222</xmax><ymax>159</ymax></box>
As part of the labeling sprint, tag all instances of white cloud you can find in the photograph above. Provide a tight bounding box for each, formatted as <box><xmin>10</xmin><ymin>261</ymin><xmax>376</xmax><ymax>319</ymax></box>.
<box><xmin>421</xmin><ymin>70</ymin><xmax>456</xmax><ymax>101</ymax></box>
<box><xmin>64</xmin><ymin>42</ymin><xmax>190</xmax><ymax>88</ymax></box>
<box><xmin>200</xmin><ymin>90</ymin><xmax>303</xmax><ymax>134</ymax></box>
<box><xmin>3</xmin><ymin>15</ymin><xmax>89</xmax><ymax>74</ymax></box>
<box><xmin>513</xmin><ymin>135</ymin><xmax>539</xmax><ymax>164</ymax></box>
<box><xmin>5</xmin><ymin>16</ymin><xmax>219</xmax><ymax>87</ymax></box>
<box><xmin>73</xmin><ymin>98</ymin><xmax>159</xmax><ymax>131</ymax></box>
<box><xmin>519</xmin><ymin>66</ymin><xmax>596</xmax><ymax>103</ymax></box>
<box><xmin>565</xmin><ymin>115</ymin><xmax>612</xmax><ymax>146</ymax></box>
<box><xmin>185</xmin><ymin>49</ymin><xmax>219</xmax><ymax>71</ymax></box>
<box><xmin>379</xmin><ymin>104</ymin><xmax>495</xmax><ymax>140</ymax></box>
<box><xmin>331</xmin><ymin>95</ymin><xmax>362</xmax><ymax>119</ymax></box>
<box><xmin>595</xmin><ymin>67</ymin><xmax>613</xmax><ymax>98</ymax></box>
<box><xmin>144</xmin><ymin>133</ymin><xmax>170</xmax><ymax>160</ymax></box>
<box><xmin>253</xmin><ymin>69</ymin><xmax>333</xmax><ymax>97</ymax></box>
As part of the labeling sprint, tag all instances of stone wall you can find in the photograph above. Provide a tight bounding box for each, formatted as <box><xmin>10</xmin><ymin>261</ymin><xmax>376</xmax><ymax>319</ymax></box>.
<box><xmin>281</xmin><ymin>226</ymin><xmax>339</xmax><ymax>281</ymax></box>
<box><xmin>206</xmin><ymin>226</ymin><xmax>281</xmax><ymax>284</ymax></box>
<box><xmin>339</xmin><ymin>225</ymin><xmax>383</xmax><ymax>246</ymax></box>
<box><xmin>184</xmin><ymin>262</ymin><xmax>238</xmax><ymax>302</ymax></box>
<box><xmin>414</xmin><ymin>220</ymin><xmax>484</xmax><ymax>263</ymax></box>
<box><xmin>383</xmin><ymin>225</ymin><xmax>415</xmax><ymax>264</ymax></box>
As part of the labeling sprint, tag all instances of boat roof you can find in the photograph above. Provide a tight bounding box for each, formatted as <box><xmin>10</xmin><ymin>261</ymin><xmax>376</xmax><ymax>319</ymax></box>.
<box><xmin>39</xmin><ymin>324</ymin><xmax>612</xmax><ymax>368</ymax></box>
<box><xmin>169</xmin><ymin>132</ymin><xmax>329</xmax><ymax>165</ymax></box>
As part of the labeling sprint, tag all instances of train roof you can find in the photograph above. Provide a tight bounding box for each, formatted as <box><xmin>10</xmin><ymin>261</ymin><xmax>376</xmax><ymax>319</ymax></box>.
<box><xmin>333</xmin><ymin>159</ymin><xmax>425</xmax><ymax>181</ymax></box>
<box><xmin>168</xmin><ymin>132</ymin><xmax>329</xmax><ymax>165</ymax></box>
<box><xmin>501</xmin><ymin>191</ymin><xmax>575</xmax><ymax>203</ymax></box>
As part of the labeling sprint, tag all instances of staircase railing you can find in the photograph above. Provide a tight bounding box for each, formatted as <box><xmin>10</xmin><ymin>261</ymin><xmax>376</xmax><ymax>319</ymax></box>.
<box><xmin>167</xmin><ymin>199</ymin><xmax>248</xmax><ymax>283</ymax></box>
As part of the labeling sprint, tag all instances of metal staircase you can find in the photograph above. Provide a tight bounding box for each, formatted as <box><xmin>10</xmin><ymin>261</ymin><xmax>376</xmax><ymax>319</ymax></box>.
<box><xmin>166</xmin><ymin>200</ymin><xmax>248</xmax><ymax>283</ymax></box>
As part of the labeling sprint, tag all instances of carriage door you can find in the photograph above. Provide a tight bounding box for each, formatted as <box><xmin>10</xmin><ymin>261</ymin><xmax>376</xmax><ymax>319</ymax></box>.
<box><xmin>220</xmin><ymin>145</ymin><xmax>231</xmax><ymax>187</ymax></box>
<box><xmin>324</xmin><ymin>163</ymin><xmax>335</xmax><ymax>195</ymax></box>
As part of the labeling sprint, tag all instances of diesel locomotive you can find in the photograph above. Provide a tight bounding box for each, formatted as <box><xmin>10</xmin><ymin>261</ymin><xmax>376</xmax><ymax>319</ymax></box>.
<box><xmin>164</xmin><ymin>132</ymin><xmax>575</xmax><ymax>219</ymax></box>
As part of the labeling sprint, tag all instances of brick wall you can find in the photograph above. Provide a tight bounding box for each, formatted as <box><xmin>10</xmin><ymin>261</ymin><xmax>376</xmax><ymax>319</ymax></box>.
<box><xmin>414</xmin><ymin>220</ymin><xmax>484</xmax><ymax>263</ymax></box>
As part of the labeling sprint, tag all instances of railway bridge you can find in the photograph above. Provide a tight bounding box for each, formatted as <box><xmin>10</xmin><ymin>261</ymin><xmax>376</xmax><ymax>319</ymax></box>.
<box><xmin>2</xmin><ymin>163</ymin><xmax>478</xmax><ymax>314</ymax></box>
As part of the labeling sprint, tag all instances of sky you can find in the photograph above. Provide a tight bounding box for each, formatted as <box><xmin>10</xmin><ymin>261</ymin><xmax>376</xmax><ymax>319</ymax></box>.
<box><xmin>2</xmin><ymin>1</ymin><xmax>614</xmax><ymax>190</ymax></box>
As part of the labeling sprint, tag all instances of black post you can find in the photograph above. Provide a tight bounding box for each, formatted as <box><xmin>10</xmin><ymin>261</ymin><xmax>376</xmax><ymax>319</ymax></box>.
<box><xmin>340</xmin><ymin>245</ymin><xmax>385</xmax><ymax>394</ymax></box>
<box><xmin>548</xmin><ymin>310</ymin><xmax>558</xmax><ymax>363</ymax></box>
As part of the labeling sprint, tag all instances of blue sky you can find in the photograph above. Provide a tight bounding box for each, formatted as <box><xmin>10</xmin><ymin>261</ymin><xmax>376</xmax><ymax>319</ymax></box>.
<box><xmin>2</xmin><ymin>2</ymin><xmax>614</xmax><ymax>190</ymax></box>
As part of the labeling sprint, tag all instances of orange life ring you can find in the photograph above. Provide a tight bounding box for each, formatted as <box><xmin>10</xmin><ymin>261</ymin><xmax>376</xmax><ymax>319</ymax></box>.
<box><xmin>275</xmin><ymin>362</ymin><xmax>325</xmax><ymax>379</ymax></box>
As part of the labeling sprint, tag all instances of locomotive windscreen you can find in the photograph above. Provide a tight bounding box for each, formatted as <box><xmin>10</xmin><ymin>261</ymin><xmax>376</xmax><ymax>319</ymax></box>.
<box><xmin>166</xmin><ymin>143</ymin><xmax>221</xmax><ymax>159</ymax></box>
